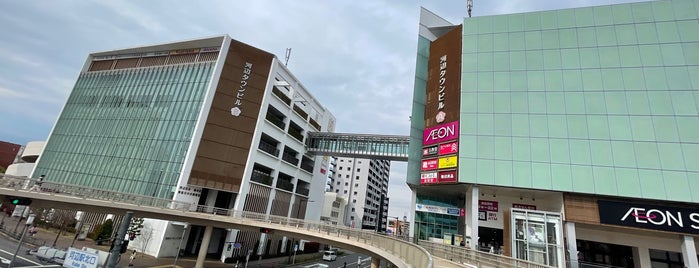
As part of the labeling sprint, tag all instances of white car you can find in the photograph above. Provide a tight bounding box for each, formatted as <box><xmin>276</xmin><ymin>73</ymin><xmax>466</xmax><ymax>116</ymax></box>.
<box><xmin>322</xmin><ymin>250</ymin><xmax>337</xmax><ymax>261</ymax></box>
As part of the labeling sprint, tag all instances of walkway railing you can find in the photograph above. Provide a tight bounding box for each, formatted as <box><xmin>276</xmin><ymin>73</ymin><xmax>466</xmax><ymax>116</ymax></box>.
<box><xmin>0</xmin><ymin>174</ymin><xmax>433</xmax><ymax>268</ymax></box>
<box><xmin>419</xmin><ymin>240</ymin><xmax>555</xmax><ymax>268</ymax></box>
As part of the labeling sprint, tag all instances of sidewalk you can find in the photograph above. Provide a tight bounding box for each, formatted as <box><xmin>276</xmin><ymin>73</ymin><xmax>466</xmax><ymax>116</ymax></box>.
<box><xmin>0</xmin><ymin>214</ymin><xmax>324</xmax><ymax>267</ymax></box>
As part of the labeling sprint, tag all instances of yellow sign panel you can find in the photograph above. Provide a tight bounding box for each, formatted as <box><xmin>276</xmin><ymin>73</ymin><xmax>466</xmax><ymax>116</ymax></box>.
<box><xmin>438</xmin><ymin>156</ymin><xmax>458</xmax><ymax>169</ymax></box>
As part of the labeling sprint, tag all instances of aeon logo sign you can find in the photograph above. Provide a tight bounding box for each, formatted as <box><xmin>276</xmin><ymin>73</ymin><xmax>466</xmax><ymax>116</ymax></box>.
<box><xmin>598</xmin><ymin>200</ymin><xmax>699</xmax><ymax>234</ymax></box>
<box><xmin>423</xmin><ymin>121</ymin><xmax>459</xmax><ymax>146</ymax></box>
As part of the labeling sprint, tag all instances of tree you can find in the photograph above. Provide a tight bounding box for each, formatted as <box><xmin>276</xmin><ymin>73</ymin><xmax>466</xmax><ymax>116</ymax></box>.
<box><xmin>91</xmin><ymin>219</ymin><xmax>113</xmax><ymax>244</ymax></box>
<box><xmin>136</xmin><ymin>223</ymin><xmax>154</xmax><ymax>254</ymax></box>
<box><xmin>128</xmin><ymin>217</ymin><xmax>144</xmax><ymax>239</ymax></box>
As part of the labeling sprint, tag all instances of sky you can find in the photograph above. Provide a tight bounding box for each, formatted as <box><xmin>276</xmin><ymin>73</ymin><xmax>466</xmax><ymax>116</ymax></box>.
<box><xmin>0</xmin><ymin>0</ymin><xmax>647</xmax><ymax>220</ymax></box>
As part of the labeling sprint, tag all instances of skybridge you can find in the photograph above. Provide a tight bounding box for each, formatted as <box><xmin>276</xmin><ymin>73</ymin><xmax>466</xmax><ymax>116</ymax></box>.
<box><xmin>306</xmin><ymin>132</ymin><xmax>410</xmax><ymax>161</ymax></box>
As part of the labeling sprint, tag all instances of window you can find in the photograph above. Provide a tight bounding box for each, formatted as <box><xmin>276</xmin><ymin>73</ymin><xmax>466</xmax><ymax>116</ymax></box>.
<box><xmin>339</xmin><ymin>167</ymin><xmax>342</xmax><ymax>170</ymax></box>
<box><xmin>351</xmin><ymin>216</ymin><xmax>354</xmax><ymax>220</ymax></box>
<box><xmin>345</xmin><ymin>182</ymin><xmax>348</xmax><ymax>186</ymax></box>
<box><xmin>335</xmin><ymin>189</ymin><xmax>339</xmax><ymax>193</ymax></box>
<box><xmin>344</xmin><ymin>190</ymin><xmax>347</xmax><ymax>194</ymax></box>
<box><xmin>356</xmin><ymin>176</ymin><xmax>360</xmax><ymax>180</ymax></box>
<box><xmin>346</xmin><ymin>175</ymin><xmax>349</xmax><ymax>178</ymax></box>
<box><xmin>357</xmin><ymin>168</ymin><xmax>361</xmax><ymax>172</ymax></box>
<box><xmin>354</xmin><ymin>191</ymin><xmax>357</xmax><ymax>195</ymax></box>
<box><xmin>353</xmin><ymin>200</ymin><xmax>356</xmax><ymax>203</ymax></box>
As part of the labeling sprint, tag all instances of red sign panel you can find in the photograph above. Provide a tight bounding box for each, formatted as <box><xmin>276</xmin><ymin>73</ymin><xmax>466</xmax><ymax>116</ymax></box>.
<box><xmin>439</xmin><ymin>141</ymin><xmax>458</xmax><ymax>155</ymax></box>
<box><xmin>437</xmin><ymin>170</ymin><xmax>457</xmax><ymax>183</ymax></box>
<box><xmin>479</xmin><ymin>200</ymin><xmax>499</xmax><ymax>212</ymax></box>
<box><xmin>420</xmin><ymin>172</ymin><xmax>438</xmax><ymax>184</ymax></box>
<box><xmin>421</xmin><ymin>159</ymin><xmax>439</xmax><ymax>171</ymax></box>
<box><xmin>513</xmin><ymin>203</ymin><xmax>537</xmax><ymax>210</ymax></box>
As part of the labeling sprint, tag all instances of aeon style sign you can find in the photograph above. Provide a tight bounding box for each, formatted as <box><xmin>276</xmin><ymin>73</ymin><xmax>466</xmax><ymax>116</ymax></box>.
<box><xmin>598</xmin><ymin>200</ymin><xmax>699</xmax><ymax>235</ymax></box>
<box><xmin>423</xmin><ymin>121</ymin><xmax>459</xmax><ymax>146</ymax></box>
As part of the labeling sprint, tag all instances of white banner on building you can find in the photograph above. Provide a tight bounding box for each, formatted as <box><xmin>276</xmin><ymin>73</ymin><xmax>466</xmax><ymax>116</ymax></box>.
<box><xmin>416</xmin><ymin>204</ymin><xmax>460</xmax><ymax>216</ymax></box>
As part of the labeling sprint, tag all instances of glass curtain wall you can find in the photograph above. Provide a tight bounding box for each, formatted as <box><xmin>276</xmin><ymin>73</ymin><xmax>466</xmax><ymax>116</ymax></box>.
<box><xmin>511</xmin><ymin>209</ymin><xmax>564</xmax><ymax>267</ymax></box>
<box><xmin>34</xmin><ymin>62</ymin><xmax>215</xmax><ymax>198</ymax></box>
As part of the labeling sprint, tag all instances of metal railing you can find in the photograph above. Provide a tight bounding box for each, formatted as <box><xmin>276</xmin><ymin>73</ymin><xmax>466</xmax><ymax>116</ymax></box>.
<box><xmin>0</xmin><ymin>174</ymin><xmax>433</xmax><ymax>268</ymax></box>
<box><xmin>419</xmin><ymin>240</ymin><xmax>555</xmax><ymax>268</ymax></box>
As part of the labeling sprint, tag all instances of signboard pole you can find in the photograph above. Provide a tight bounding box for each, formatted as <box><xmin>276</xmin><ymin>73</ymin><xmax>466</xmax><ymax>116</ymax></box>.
<box><xmin>106</xmin><ymin>211</ymin><xmax>133</xmax><ymax>268</ymax></box>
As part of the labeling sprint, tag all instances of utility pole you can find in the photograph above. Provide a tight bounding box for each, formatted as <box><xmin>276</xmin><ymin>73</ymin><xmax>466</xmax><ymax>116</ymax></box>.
<box><xmin>106</xmin><ymin>211</ymin><xmax>133</xmax><ymax>268</ymax></box>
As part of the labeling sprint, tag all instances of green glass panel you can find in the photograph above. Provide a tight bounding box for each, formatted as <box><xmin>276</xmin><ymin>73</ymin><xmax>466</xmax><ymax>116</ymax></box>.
<box><xmin>463</xmin><ymin>38</ymin><xmax>477</xmax><ymax>53</ymax></box>
<box><xmin>682</xmin><ymin>144</ymin><xmax>699</xmax><ymax>172</ymax></box>
<box><xmin>493</xmin><ymin>93</ymin><xmax>511</xmax><ymax>113</ymax></box>
<box><xmin>626</xmin><ymin>92</ymin><xmax>651</xmax><ymax>115</ymax></box>
<box><xmin>477</xmin><ymin>114</ymin><xmax>494</xmax><ymax>135</ymax></box>
<box><xmin>647</xmin><ymin>91</ymin><xmax>673</xmax><ymax>115</ymax></box>
<box><xmin>652</xmin><ymin>116</ymin><xmax>679</xmax><ymax>142</ymax></box>
<box><xmin>540</xmin><ymin>11</ymin><xmax>558</xmax><ymax>29</ymax></box>
<box><xmin>658</xmin><ymin>143</ymin><xmax>686</xmax><ymax>170</ymax></box>
<box><xmin>579</xmin><ymin>48</ymin><xmax>600</xmax><ymax>69</ymax></box>
<box><xmin>547</xmin><ymin>93</ymin><xmax>565</xmax><ymax>114</ymax></box>
<box><xmin>593</xmin><ymin>5</ymin><xmax>614</xmax><ymax>26</ymax></box>
<box><xmin>581</xmin><ymin>69</ymin><xmax>602</xmax><ymax>90</ymax></box>
<box><xmin>493</xmin><ymin>52</ymin><xmax>509</xmax><ymax>71</ymax></box>
<box><xmin>528</xmin><ymin>93</ymin><xmax>546</xmax><ymax>114</ymax></box>
<box><xmin>477</xmin><ymin>16</ymin><xmax>494</xmax><ymax>34</ymax></box>
<box><xmin>587</xmin><ymin>115</ymin><xmax>610</xmax><ymax>139</ymax></box>
<box><xmin>551</xmin><ymin>163</ymin><xmax>573</xmax><ymax>191</ymax></box>
<box><xmin>660</xmin><ymin>44</ymin><xmax>685</xmax><ymax>66</ymax></box>
<box><xmin>632</xmin><ymin>2</ymin><xmax>654</xmax><ymax>23</ymax></box>
<box><xmin>463</xmin><ymin>53</ymin><xmax>478</xmax><ymax>72</ymax></box>
<box><xmin>565</xmin><ymin>92</ymin><xmax>585</xmax><ymax>114</ymax></box>
<box><xmin>557</xmin><ymin>9</ymin><xmax>576</xmax><ymax>28</ymax></box>
<box><xmin>585</xmin><ymin>92</ymin><xmax>607</xmax><ymax>115</ymax></box>
<box><xmin>511</xmin><ymin>92</ymin><xmax>528</xmax><ymax>113</ymax></box>
<box><xmin>494</xmin><ymin>160</ymin><xmax>513</xmax><ymax>186</ymax></box>
<box><xmin>615</xmin><ymin>24</ymin><xmax>638</xmax><ymax>45</ymax></box>
<box><xmin>662</xmin><ymin>171</ymin><xmax>691</xmax><ymax>202</ymax></box>
<box><xmin>531</xmin><ymin>138</ymin><xmax>550</xmax><ymax>163</ymax></box>
<box><xmin>460</xmin><ymin>114</ymin><xmax>477</xmax><ymax>135</ymax></box>
<box><xmin>511</xmin><ymin>71</ymin><xmax>528</xmax><ymax>91</ymax></box>
<box><xmin>599</xmin><ymin>47</ymin><xmax>620</xmax><ymax>68</ymax></box>
<box><xmin>638</xmin><ymin>169</ymin><xmax>666</xmax><ymax>200</ymax></box>
<box><xmin>549</xmin><ymin>138</ymin><xmax>570</xmax><ymax>163</ymax></box>
<box><xmin>615</xmin><ymin>168</ymin><xmax>641</xmax><ymax>197</ymax></box>
<box><xmin>593</xmin><ymin>166</ymin><xmax>617</xmax><ymax>195</ymax></box>
<box><xmin>612</xmin><ymin>4</ymin><xmax>634</xmax><ymax>24</ymax></box>
<box><xmin>541</xmin><ymin>30</ymin><xmax>559</xmax><ymax>49</ymax></box>
<box><xmin>635</xmin><ymin>23</ymin><xmax>658</xmax><ymax>44</ymax></box>
<box><xmin>673</xmin><ymin>0</ymin><xmax>697</xmax><ymax>20</ymax></box>
<box><xmin>508</xmin><ymin>13</ymin><xmax>525</xmax><ymax>32</ymax></box>
<box><xmin>459</xmin><ymin>158</ymin><xmax>477</xmax><ymax>183</ymax></box>
<box><xmin>462</xmin><ymin>73</ymin><xmax>477</xmax><ymax>91</ymax></box>
<box><xmin>596</xmin><ymin>26</ymin><xmax>617</xmax><ymax>46</ymax></box>
<box><xmin>666</xmin><ymin>66</ymin><xmax>692</xmax><ymax>90</ymax></box>
<box><xmin>478</xmin><ymin>71</ymin><xmax>494</xmax><ymax>91</ymax></box>
<box><xmin>512</xmin><ymin>137</ymin><xmax>531</xmax><ymax>161</ymax></box>
<box><xmin>676</xmin><ymin>117</ymin><xmax>699</xmax><ymax>142</ymax></box>
<box><xmin>548</xmin><ymin>115</ymin><xmax>568</xmax><ymax>138</ymax></box>
<box><xmin>630</xmin><ymin>116</ymin><xmax>656</xmax><ymax>141</ymax></box>
<box><xmin>513</xmin><ymin>161</ymin><xmax>532</xmax><ymax>188</ymax></box>
<box><xmin>571</xmin><ymin>165</ymin><xmax>595</xmax><ymax>193</ymax></box>
<box><xmin>562</xmin><ymin>70</ymin><xmax>583</xmax><ymax>90</ymax></box>
<box><xmin>527</xmin><ymin>71</ymin><xmax>545</xmax><ymax>91</ymax></box>
<box><xmin>478</xmin><ymin>34</ymin><xmax>494</xmax><ymax>52</ymax></box>
<box><xmin>529</xmin><ymin>115</ymin><xmax>548</xmax><ymax>138</ymax></box>
<box><xmin>477</xmin><ymin>159</ymin><xmax>495</xmax><ymax>184</ymax></box>
<box><xmin>492</xmin><ymin>72</ymin><xmax>510</xmax><ymax>92</ymax></box>
<box><xmin>612</xmin><ymin>141</ymin><xmax>636</xmax><ymax>167</ymax></box>
<box><xmin>656</xmin><ymin>21</ymin><xmax>681</xmax><ymax>43</ymax></box>
<box><xmin>545</xmin><ymin>70</ymin><xmax>564</xmax><ymax>91</ymax></box>
<box><xmin>634</xmin><ymin>142</ymin><xmax>661</xmax><ymax>169</ymax></box>
<box><xmin>509</xmin><ymin>32</ymin><xmax>525</xmax><ymax>50</ymax></box>
<box><xmin>524</xmin><ymin>12</ymin><xmax>540</xmax><ymax>31</ymax></box>
<box><xmin>477</xmin><ymin>136</ymin><xmax>494</xmax><ymax>159</ymax></box>
<box><xmin>678</xmin><ymin>21</ymin><xmax>699</xmax><ymax>42</ymax></box>
<box><xmin>460</xmin><ymin>135</ymin><xmax>477</xmax><ymax>158</ymax></box>
<box><xmin>622</xmin><ymin>68</ymin><xmax>645</xmax><ymax>90</ymax></box>
<box><xmin>493</xmin><ymin>33</ymin><xmax>509</xmax><ymax>51</ymax></box>
<box><xmin>684</xmin><ymin>43</ymin><xmax>699</xmax><ymax>65</ymax></box>
<box><xmin>577</xmin><ymin>28</ymin><xmax>598</xmax><ymax>47</ymax></box>
<box><xmin>651</xmin><ymin>1</ymin><xmax>674</xmax><ymax>21</ymax></box>
<box><xmin>542</xmin><ymin>50</ymin><xmax>562</xmax><ymax>70</ymax></box>
<box><xmin>478</xmin><ymin>92</ymin><xmax>494</xmax><ymax>113</ymax></box>
<box><xmin>494</xmin><ymin>136</ymin><xmax>513</xmax><ymax>159</ymax></box>
<box><xmin>590</xmin><ymin>140</ymin><xmax>613</xmax><ymax>166</ymax></box>
<box><xmin>569</xmin><ymin>139</ymin><xmax>591</xmax><ymax>164</ymax></box>
<box><xmin>558</xmin><ymin>28</ymin><xmax>578</xmax><ymax>48</ymax></box>
<box><xmin>461</xmin><ymin>92</ymin><xmax>477</xmax><ymax>113</ymax></box>
<box><xmin>690</xmin><ymin>67</ymin><xmax>699</xmax><ymax>89</ymax></box>
<box><xmin>525</xmin><ymin>31</ymin><xmax>542</xmax><ymax>50</ymax></box>
<box><xmin>492</xmin><ymin>18</ymin><xmax>508</xmax><ymax>33</ymax></box>
<box><xmin>532</xmin><ymin>162</ymin><xmax>552</xmax><ymax>189</ymax></box>
<box><xmin>526</xmin><ymin>51</ymin><xmax>543</xmax><ymax>70</ymax></box>
<box><xmin>619</xmin><ymin>46</ymin><xmax>642</xmax><ymax>67</ymax></box>
<box><xmin>575</xmin><ymin>8</ymin><xmax>595</xmax><ymax>27</ymax></box>
<box><xmin>671</xmin><ymin>91</ymin><xmax>697</xmax><ymax>116</ymax></box>
<box><xmin>510</xmin><ymin>51</ymin><xmax>526</xmax><ymax>71</ymax></box>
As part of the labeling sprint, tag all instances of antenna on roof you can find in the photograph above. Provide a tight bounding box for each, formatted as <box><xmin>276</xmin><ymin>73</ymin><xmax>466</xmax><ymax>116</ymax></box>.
<box><xmin>467</xmin><ymin>0</ymin><xmax>473</xmax><ymax>17</ymax></box>
<box><xmin>284</xmin><ymin>48</ymin><xmax>292</xmax><ymax>67</ymax></box>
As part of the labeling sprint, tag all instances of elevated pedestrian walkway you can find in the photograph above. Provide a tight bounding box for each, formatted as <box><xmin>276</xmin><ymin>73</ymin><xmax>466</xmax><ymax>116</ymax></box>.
<box><xmin>305</xmin><ymin>132</ymin><xmax>410</xmax><ymax>161</ymax></box>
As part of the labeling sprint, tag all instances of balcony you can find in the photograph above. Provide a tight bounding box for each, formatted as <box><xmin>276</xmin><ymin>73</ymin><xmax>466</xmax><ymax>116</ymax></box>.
<box><xmin>293</xmin><ymin>104</ymin><xmax>308</xmax><ymax>120</ymax></box>
<box><xmin>296</xmin><ymin>187</ymin><xmax>310</xmax><ymax>196</ymax></box>
<box><xmin>309</xmin><ymin>118</ymin><xmax>321</xmax><ymax>131</ymax></box>
<box><xmin>272</xmin><ymin>86</ymin><xmax>291</xmax><ymax>105</ymax></box>
<box><xmin>300</xmin><ymin>156</ymin><xmax>314</xmax><ymax>173</ymax></box>
<box><xmin>258</xmin><ymin>140</ymin><xmax>279</xmax><ymax>157</ymax></box>
<box><xmin>282</xmin><ymin>153</ymin><xmax>299</xmax><ymax>166</ymax></box>
<box><xmin>250</xmin><ymin>172</ymin><xmax>273</xmax><ymax>186</ymax></box>
<box><xmin>265</xmin><ymin>113</ymin><xmax>285</xmax><ymax>130</ymax></box>
<box><xmin>276</xmin><ymin>179</ymin><xmax>294</xmax><ymax>192</ymax></box>
<box><xmin>288</xmin><ymin>126</ymin><xmax>304</xmax><ymax>142</ymax></box>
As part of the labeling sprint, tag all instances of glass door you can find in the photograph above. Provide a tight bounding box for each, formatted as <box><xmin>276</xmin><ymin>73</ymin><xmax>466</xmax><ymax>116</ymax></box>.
<box><xmin>511</xmin><ymin>209</ymin><xmax>564</xmax><ymax>267</ymax></box>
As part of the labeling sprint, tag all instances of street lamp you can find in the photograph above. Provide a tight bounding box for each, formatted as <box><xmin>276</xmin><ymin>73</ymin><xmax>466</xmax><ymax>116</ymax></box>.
<box><xmin>9</xmin><ymin>213</ymin><xmax>34</xmax><ymax>268</ymax></box>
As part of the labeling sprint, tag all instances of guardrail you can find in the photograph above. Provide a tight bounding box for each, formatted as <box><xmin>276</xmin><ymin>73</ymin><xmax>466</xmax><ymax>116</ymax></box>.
<box><xmin>0</xmin><ymin>174</ymin><xmax>433</xmax><ymax>268</ymax></box>
<box><xmin>419</xmin><ymin>240</ymin><xmax>555</xmax><ymax>268</ymax></box>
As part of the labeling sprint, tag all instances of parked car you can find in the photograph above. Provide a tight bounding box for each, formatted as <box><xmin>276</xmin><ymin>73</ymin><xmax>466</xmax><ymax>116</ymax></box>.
<box><xmin>322</xmin><ymin>250</ymin><xmax>337</xmax><ymax>261</ymax></box>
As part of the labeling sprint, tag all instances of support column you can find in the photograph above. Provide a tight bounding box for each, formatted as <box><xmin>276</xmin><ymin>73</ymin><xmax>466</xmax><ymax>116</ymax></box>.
<box><xmin>681</xmin><ymin>235</ymin><xmax>699</xmax><ymax>268</ymax></box>
<box><xmin>371</xmin><ymin>257</ymin><xmax>380</xmax><ymax>268</ymax></box>
<box><xmin>469</xmin><ymin>186</ymin><xmax>479</xmax><ymax>250</ymax></box>
<box><xmin>194</xmin><ymin>225</ymin><xmax>214</xmax><ymax>268</ymax></box>
<box><xmin>633</xmin><ymin>246</ymin><xmax>651</xmax><ymax>268</ymax></box>
<box><xmin>565</xmin><ymin>222</ymin><xmax>579</xmax><ymax>268</ymax></box>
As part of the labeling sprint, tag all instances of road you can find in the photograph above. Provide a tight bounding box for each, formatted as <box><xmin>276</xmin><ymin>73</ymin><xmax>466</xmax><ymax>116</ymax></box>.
<box><xmin>0</xmin><ymin>230</ymin><xmax>44</xmax><ymax>267</ymax></box>
<box><xmin>291</xmin><ymin>251</ymin><xmax>395</xmax><ymax>268</ymax></box>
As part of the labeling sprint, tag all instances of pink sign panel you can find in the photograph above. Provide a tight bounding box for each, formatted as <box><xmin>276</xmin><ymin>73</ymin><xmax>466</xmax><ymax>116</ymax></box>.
<box><xmin>423</xmin><ymin>121</ymin><xmax>459</xmax><ymax>146</ymax></box>
<box><xmin>512</xmin><ymin>203</ymin><xmax>537</xmax><ymax>210</ymax></box>
<box><xmin>439</xmin><ymin>141</ymin><xmax>458</xmax><ymax>155</ymax></box>
<box><xmin>420</xmin><ymin>172</ymin><xmax>438</xmax><ymax>184</ymax></box>
<box><xmin>437</xmin><ymin>170</ymin><xmax>457</xmax><ymax>183</ymax></box>
<box><xmin>421</xmin><ymin>159</ymin><xmax>438</xmax><ymax>171</ymax></box>
<box><xmin>479</xmin><ymin>200</ymin><xmax>499</xmax><ymax>212</ymax></box>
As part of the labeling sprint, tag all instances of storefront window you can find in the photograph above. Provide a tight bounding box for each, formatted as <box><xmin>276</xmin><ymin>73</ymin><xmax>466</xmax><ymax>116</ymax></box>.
<box><xmin>511</xmin><ymin>209</ymin><xmax>564</xmax><ymax>267</ymax></box>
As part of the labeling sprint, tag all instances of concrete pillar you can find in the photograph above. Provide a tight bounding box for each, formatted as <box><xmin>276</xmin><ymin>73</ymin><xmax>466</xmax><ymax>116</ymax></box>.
<box><xmin>633</xmin><ymin>246</ymin><xmax>651</xmax><ymax>268</ymax></box>
<box><xmin>681</xmin><ymin>235</ymin><xmax>699</xmax><ymax>268</ymax></box>
<box><xmin>469</xmin><ymin>186</ymin><xmax>479</xmax><ymax>250</ymax></box>
<box><xmin>194</xmin><ymin>225</ymin><xmax>214</xmax><ymax>268</ymax></box>
<box><xmin>565</xmin><ymin>222</ymin><xmax>579</xmax><ymax>268</ymax></box>
<box><xmin>370</xmin><ymin>257</ymin><xmax>380</xmax><ymax>268</ymax></box>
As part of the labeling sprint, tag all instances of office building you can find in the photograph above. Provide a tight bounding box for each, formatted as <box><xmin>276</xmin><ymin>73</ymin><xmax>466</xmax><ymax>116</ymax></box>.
<box><xmin>331</xmin><ymin>157</ymin><xmax>390</xmax><ymax>231</ymax></box>
<box><xmin>409</xmin><ymin>1</ymin><xmax>699</xmax><ymax>267</ymax></box>
<box><xmin>32</xmin><ymin>35</ymin><xmax>335</xmax><ymax>259</ymax></box>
